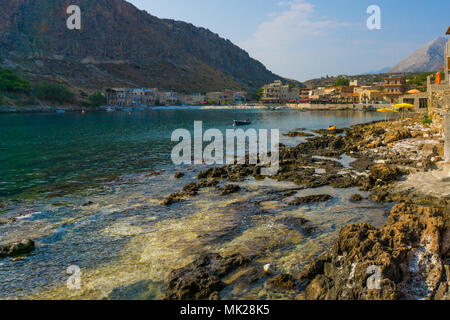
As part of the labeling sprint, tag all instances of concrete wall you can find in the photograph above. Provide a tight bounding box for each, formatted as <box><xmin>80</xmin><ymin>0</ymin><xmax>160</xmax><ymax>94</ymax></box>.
<box><xmin>287</xmin><ymin>103</ymin><xmax>358</xmax><ymax>110</ymax></box>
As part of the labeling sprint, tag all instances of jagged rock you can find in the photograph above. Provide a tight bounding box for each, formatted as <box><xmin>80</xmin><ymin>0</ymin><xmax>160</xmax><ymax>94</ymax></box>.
<box><xmin>162</xmin><ymin>180</ymin><xmax>219</xmax><ymax>206</ymax></box>
<box><xmin>385</xmin><ymin>129</ymin><xmax>412</xmax><ymax>144</ymax></box>
<box><xmin>174</xmin><ymin>172</ymin><xmax>185</xmax><ymax>179</ymax></box>
<box><xmin>0</xmin><ymin>217</ymin><xmax>16</xmax><ymax>225</ymax></box>
<box><xmin>221</xmin><ymin>184</ymin><xmax>240</xmax><ymax>195</ymax></box>
<box><xmin>289</xmin><ymin>195</ymin><xmax>333</xmax><ymax>206</ymax></box>
<box><xmin>0</xmin><ymin>239</ymin><xmax>35</xmax><ymax>259</ymax></box>
<box><xmin>297</xmin><ymin>203</ymin><xmax>448</xmax><ymax>300</ymax></box>
<box><xmin>350</xmin><ymin>194</ymin><xmax>363</xmax><ymax>202</ymax></box>
<box><xmin>164</xmin><ymin>253</ymin><xmax>249</xmax><ymax>300</ymax></box>
<box><xmin>283</xmin><ymin>131</ymin><xmax>315</xmax><ymax>138</ymax></box>
<box><xmin>268</xmin><ymin>274</ymin><xmax>298</xmax><ymax>290</ymax></box>
<box><xmin>369</xmin><ymin>164</ymin><xmax>400</xmax><ymax>185</ymax></box>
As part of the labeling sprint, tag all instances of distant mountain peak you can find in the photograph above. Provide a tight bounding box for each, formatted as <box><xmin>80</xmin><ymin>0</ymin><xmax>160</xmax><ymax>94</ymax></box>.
<box><xmin>388</xmin><ymin>37</ymin><xmax>447</xmax><ymax>73</ymax></box>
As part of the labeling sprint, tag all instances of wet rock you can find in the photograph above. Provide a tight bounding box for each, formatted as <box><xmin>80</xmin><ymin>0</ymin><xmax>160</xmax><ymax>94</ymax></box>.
<box><xmin>174</xmin><ymin>172</ymin><xmax>185</xmax><ymax>179</ymax></box>
<box><xmin>350</xmin><ymin>156</ymin><xmax>374</xmax><ymax>172</ymax></box>
<box><xmin>0</xmin><ymin>217</ymin><xmax>16</xmax><ymax>225</ymax></box>
<box><xmin>289</xmin><ymin>194</ymin><xmax>333</xmax><ymax>206</ymax></box>
<box><xmin>0</xmin><ymin>239</ymin><xmax>35</xmax><ymax>259</ymax></box>
<box><xmin>162</xmin><ymin>180</ymin><xmax>219</xmax><ymax>206</ymax></box>
<box><xmin>283</xmin><ymin>131</ymin><xmax>315</xmax><ymax>138</ymax></box>
<box><xmin>221</xmin><ymin>184</ymin><xmax>241</xmax><ymax>196</ymax></box>
<box><xmin>276</xmin><ymin>216</ymin><xmax>318</xmax><ymax>235</ymax></box>
<box><xmin>385</xmin><ymin>129</ymin><xmax>412</xmax><ymax>144</ymax></box>
<box><xmin>146</xmin><ymin>170</ymin><xmax>165</xmax><ymax>176</ymax></box>
<box><xmin>164</xmin><ymin>253</ymin><xmax>249</xmax><ymax>300</ymax></box>
<box><xmin>297</xmin><ymin>203</ymin><xmax>448</xmax><ymax>300</ymax></box>
<box><xmin>268</xmin><ymin>274</ymin><xmax>298</xmax><ymax>290</ymax></box>
<box><xmin>350</xmin><ymin>194</ymin><xmax>363</xmax><ymax>202</ymax></box>
<box><xmin>82</xmin><ymin>201</ymin><xmax>94</xmax><ymax>207</ymax></box>
<box><xmin>369</xmin><ymin>164</ymin><xmax>400</xmax><ymax>186</ymax></box>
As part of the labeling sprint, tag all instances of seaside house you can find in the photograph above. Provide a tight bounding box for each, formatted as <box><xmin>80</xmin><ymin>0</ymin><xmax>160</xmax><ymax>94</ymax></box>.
<box><xmin>399</xmin><ymin>91</ymin><xmax>428</xmax><ymax>109</ymax></box>
<box><xmin>183</xmin><ymin>93</ymin><xmax>206</xmax><ymax>105</ymax></box>
<box><xmin>382</xmin><ymin>76</ymin><xmax>406</xmax><ymax>103</ymax></box>
<box><xmin>206</xmin><ymin>91</ymin><xmax>226</xmax><ymax>104</ymax></box>
<box><xmin>158</xmin><ymin>91</ymin><xmax>179</xmax><ymax>105</ymax></box>
<box><xmin>129</xmin><ymin>88</ymin><xmax>158</xmax><ymax>106</ymax></box>
<box><xmin>299</xmin><ymin>88</ymin><xmax>312</xmax><ymax>101</ymax></box>
<box><xmin>261</xmin><ymin>80</ymin><xmax>298</xmax><ymax>103</ymax></box>
<box><xmin>358</xmin><ymin>89</ymin><xmax>382</xmax><ymax>104</ymax></box>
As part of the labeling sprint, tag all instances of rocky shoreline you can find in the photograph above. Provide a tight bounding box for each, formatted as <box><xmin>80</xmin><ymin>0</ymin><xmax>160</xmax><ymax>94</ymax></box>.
<box><xmin>161</xmin><ymin>117</ymin><xmax>449</xmax><ymax>300</ymax></box>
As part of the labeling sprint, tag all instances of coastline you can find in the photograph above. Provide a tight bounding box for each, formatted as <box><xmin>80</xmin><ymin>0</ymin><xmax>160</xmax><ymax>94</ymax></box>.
<box><xmin>160</xmin><ymin>115</ymin><xmax>449</xmax><ymax>300</ymax></box>
<box><xmin>0</xmin><ymin>103</ymin><xmax>377</xmax><ymax>114</ymax></box>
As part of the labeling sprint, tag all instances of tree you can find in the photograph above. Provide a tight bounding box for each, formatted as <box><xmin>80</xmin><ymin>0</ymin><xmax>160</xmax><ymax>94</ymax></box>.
<box><xmin>0</xmin><ymin>68</ymin><xmax>30</xmax><ymax>93</ymax></box>
<box><xmin>35</xmin><ymin>81</ymin><xmax>75</xmax><ymax>104</ymax></box>
<box><xmin>334</xmin><ymin>77</ymin><xmax>350</xmax><ymax>86</ymax></box>
<box><xmin>88</xmin><ymin>91</ymin><xmax>106</xmax><ymax>107</ymax></box>
<box><xmin>253</xmin><ymin>87</ymin><xmax>264</xmax><ymax>101</ymax></box>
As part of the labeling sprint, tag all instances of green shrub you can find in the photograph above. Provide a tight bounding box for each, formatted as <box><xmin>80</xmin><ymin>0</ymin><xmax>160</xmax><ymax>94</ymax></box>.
<box><xmin>0</xmin><ymin>68</ymin><xmax>30</xmax><ymax>93</ymax></box>
<box><xmin>88</xmin><ymin>91</ymin><xmax>106</xmax><ymax>107</ymax></box>
<box><xmin>422</xmin><ymin>115</ymin><xmax>432</xmax><ymax>125</ymax></box>
<box><xmin>333</xmin><ymin>77</ymin><xmax>350</xmax><ymax>87</ymax></box>
<box><xmin>35</xmin><ymin>81</ymin><xmax>75</xmax><ymax>104</ymax></box>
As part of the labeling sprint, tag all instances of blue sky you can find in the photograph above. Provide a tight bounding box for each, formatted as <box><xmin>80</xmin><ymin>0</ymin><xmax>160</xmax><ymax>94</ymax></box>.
<box><xmin>129</xmin><ymin>0</ymin><xmax>449</xmax><ymax>81</ymax></box>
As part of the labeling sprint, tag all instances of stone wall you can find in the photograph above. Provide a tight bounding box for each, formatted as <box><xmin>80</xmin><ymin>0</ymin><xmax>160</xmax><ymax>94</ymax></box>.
<box><xmin>445</xmin><ymin>112</ymin><xmax>450</xmax><ymax>163</ymax></box>
<box><xmin>427</xmin><ymin>84</ymin><xmax>450</xmax><ymax>130</ymax></box>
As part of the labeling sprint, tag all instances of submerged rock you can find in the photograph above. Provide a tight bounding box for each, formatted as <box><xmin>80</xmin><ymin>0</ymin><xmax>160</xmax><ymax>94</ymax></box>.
<box><xmin>289</xmin><ymin>194</ymin><xmax>333</xmax><ymax>206</ymax></box>
<box><xmin>350</xmin><ymin>194</ymin><xmax>363</xmax><ymax>202</ymax></box>
<box><xmin>0</xmin><ymin>239</ymin><xmax>35</xmax><ymax>259</ymax></box>
<box><xmin>164</xmin><ymin>253</ymin><xmax>249</xmax><ymax>300</ymax></box>
<box><xmin>162</xmin><ymin>180</ymin><xmax>219</xmax><ymax>206</ymax></box>
<box><xmin>221</xmin><ymin>184</ymin><xmax>241</xmax><ymax>196</ymax></box>
<box><xmin>174</xmin><ymin>172</ymin><xmax>185</xmax><ymax>179</ymax></box>
<box><xmin>268</xmin><ymin>274</ymin><xmax>298</xmax><ymax>290</ymax></box>
<box><xmin>0</xmin><ymin>217</ymin><xmax>16</xmax><ymax>225</ymax></box>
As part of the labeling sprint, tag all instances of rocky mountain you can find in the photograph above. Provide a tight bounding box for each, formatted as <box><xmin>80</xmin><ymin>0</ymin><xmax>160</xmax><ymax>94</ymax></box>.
<box><xmin>388</xmin><ymin>37</ymin><xmax>447</xmax><ymax>73</ymax></box>
<box><xmin>0</xmin><ymin>0</ymin><xmax>292</xmax><ymax>93</ymax></box>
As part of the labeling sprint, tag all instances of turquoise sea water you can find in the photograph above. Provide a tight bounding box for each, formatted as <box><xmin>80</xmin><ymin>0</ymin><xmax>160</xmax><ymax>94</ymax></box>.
<box><xmin>0</xmin><ymin>108</ymin><xmax>388</xmax><ymax>199</ymax></box>
<box><xmin>0</xmin><ymin>108</ymin><xmax>392</xmax><ymax>299</ymax></box>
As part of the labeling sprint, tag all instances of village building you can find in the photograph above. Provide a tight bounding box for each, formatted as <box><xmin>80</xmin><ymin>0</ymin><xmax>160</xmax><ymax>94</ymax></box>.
<box><xmin>206</xmin><ymin>91</ymin><xmax>226</xmax><ymax>104</ymax></box>
<box><xmin>261</xmin><ymin>80</ymin><xmax>299</xmax><ymax>103</ymax></box>
<box><xmin>358</xmin><ymin>89</ymin><xmax>382</xmax><ymax>104</ymax></box>
<box><xmin>105</xmin><ymin>88</ymin><xmax>159</xmax><ymax>106</ymax></box>
<box><xmin>382</xmin><ymin>76</ymin><xmax>407</xmax><ymax>103</ymax></box>
<box><xmin>299</xmin><ymin>88</ymin><xmax>312</xmax><ymax>101</ymax></box>
<box><xmin>183</xmin><ymin>93</ymin><xmax>206</xmax><ymax>105</ymax></box>
<box><xmin>399</xmin><ymin>91</ymin><xmax>428</xmax><ymax>109</ymax></box>
<box><xmin>158</xmin><ymin>91</ymin><xmax>179</xmax><ymax>105</ymax></box>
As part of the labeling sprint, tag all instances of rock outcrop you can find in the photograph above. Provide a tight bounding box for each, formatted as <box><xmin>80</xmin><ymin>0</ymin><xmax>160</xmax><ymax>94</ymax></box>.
<box><xmin>297</xmin><ymin>203</ymin><xmax>449</xmax><ymax>300</ymax></box>
<box><xmin>164</xmin><ymin>253</ymin><xmax>249</xmax><ymax>300</ymax></box>
<box><xmin>0</xmin><ymin>239</ymin><xmax>35</xmax><ymax>259</ymax></box>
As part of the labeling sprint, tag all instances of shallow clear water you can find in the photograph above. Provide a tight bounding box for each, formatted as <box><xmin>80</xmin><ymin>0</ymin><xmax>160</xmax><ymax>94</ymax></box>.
<box><xmin>0</xmin><ymin>108</ymin><xmax>390</xmax><ymax>300</ymax></box>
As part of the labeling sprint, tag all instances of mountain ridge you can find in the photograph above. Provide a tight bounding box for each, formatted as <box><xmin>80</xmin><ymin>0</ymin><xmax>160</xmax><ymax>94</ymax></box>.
<box><xmin>0</xmin><ymin>0</ymin><xmax>297</xmax><ymax>93</ymax></box>
<box><xmin>388</xmin><ymin>37</ymin><xmax>447</xmax><ymax>73</ymax></box>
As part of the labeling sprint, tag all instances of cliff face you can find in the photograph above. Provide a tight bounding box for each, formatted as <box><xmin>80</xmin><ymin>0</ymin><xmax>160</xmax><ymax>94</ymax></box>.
<box><xmin>0</xmin><ymin>0</ymin><xmax>288</xmax><ymax>92</ymax></box>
